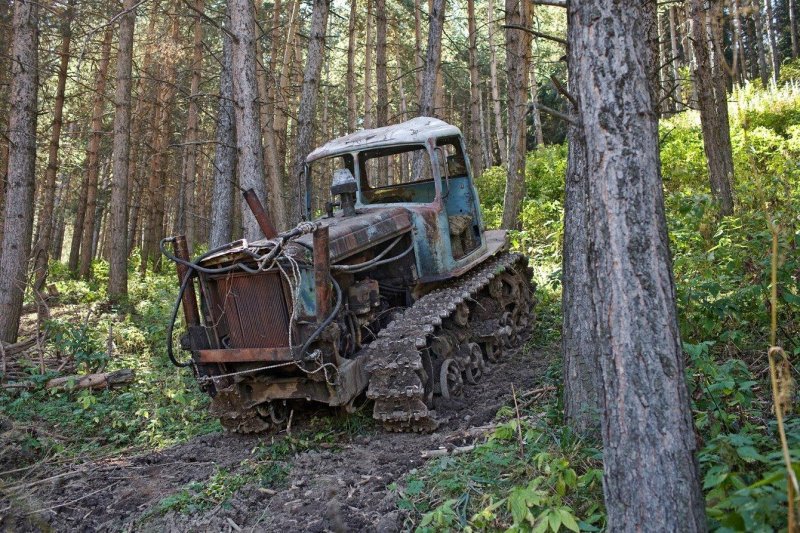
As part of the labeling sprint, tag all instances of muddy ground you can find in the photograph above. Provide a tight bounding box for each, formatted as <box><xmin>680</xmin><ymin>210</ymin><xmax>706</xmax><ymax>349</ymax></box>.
<box><xmin>1</xmin><ymin>343</ymin><xmax>550</xmax><ymax>533</ymax></box>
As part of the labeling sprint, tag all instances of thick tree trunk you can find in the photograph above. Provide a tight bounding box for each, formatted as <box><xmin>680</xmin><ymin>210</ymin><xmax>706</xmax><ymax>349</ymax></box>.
<box><xmin>688</xmin><ymin>0</ymin><xmax>735</xmax><ymax>216</ymax></box>
<box><xmin>500</xmin><ymin>0</ymin><xmax>530</xmax><ymax>230</ymax></box>
<box><xmin>487</xmin><ymin>0</ymin><xmax>507</xmax><ymax>166</ymax></box>
<box><xmin>291</xmin><ymin>0</ymin><xmax>330</xmax><ymax>223</ymax></box>
<box><xmin>32</xmin><ymin>0</ymin><xmax>73</xmax><ymax>316</ymax></box>
<box><xmin>229</xmin><ymin>0</ymin><xmax>270</xmax><ymax>239</ymax></box>
<box><xmin>210</xmin><ymin>16</ymin><xmax>237</xmax><ymax>249</ymax></box>
<box><xmin>765</xmin><ymin>0</ymin><xmax>780</xmax><ymax>83</ymax></box>
<box><xmin>0</xmin><ymin>0</ymin><xmax>39</xmax><ymax>343</ymax></box>
<box><xmin>562</xmin><ymin>7</ymin><xmax>599</xmax><ymax>434</ymax></box>
<box><xmin>108</xmin><ymin>0</ymin><xmax>137</xmax><ymax>302</ymax></box>
<box><xmin>569</xmin><ymin>0</ymin><xmax>706</xmax><ymax>528</ymax></box>
<box><xmin>752</xmin><ymin>0</ymin><xmax>770</xmax><ymax>87</ymax></box>
<box><xmin>419</xmin><ymin>0</ymin><xmax>445</xmax><ymax>117</ymax></box>
<box><xmin>467</xmin><ymin>0</ymin><xmax>484</xmax><ymax>177</ymax></box>
<box><xmin>346</xmin><ymin>0</ymin><xmax>358</xmax><ymax>132</ymax></box>
<box><xmin>79</xmin><ymin>28</ymin><xmax>113</xmax><ymax>279</ymax></box>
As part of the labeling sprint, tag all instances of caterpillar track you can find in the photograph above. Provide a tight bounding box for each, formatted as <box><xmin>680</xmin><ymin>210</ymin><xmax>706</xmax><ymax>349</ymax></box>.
<box><xmin>365</xmin><ymin>251</ymin><xmax>536</xmax><ymax>432</ymax></box>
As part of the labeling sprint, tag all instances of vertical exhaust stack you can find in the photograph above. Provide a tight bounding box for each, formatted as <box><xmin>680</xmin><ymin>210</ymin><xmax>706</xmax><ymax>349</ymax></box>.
<box><xmin>313</xmin><ymin>225</ymin><xmax>331</xmax><ymax>322</ymax></box>
<box><xmin>242</xmin><ymin>188</ymin><xmax>278</xmax><ymax>239</ymax></box>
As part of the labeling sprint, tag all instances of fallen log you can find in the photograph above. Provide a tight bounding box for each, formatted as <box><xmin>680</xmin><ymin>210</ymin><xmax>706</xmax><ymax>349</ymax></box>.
<box><xmin>46</xmin><ymin>369</ymin><xmax>135</xmax><ymax>391</ymax></box>
<box><xmin>1</xmin><ymin>337</ymin><xmax>37</xmax><ymax>357</ymax></box>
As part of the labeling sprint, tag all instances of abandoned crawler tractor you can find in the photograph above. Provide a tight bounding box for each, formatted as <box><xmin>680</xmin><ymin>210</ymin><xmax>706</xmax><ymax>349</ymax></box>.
<box><xmin>163</xmin><ymin>117</ymin><xmax>536</xmax><ymax>433</ymax></box>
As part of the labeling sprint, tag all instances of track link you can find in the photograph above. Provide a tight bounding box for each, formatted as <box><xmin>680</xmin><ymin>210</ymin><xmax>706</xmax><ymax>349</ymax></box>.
<box><xmin>365</xmin><ymin>251</ymin><xmax>536</xmax><ymax>432</ymax></box>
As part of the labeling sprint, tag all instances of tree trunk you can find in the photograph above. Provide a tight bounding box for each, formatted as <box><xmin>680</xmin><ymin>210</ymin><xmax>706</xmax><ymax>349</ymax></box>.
<box><xmin>668</xmin><ymin>7</ymin><xmax>684</xmax><ymax>111</ymax></box>
<box><xmin>376</xmin><ymin>0</ymin><xmax>389</xmax><ymax>182</ymax></box>
<box><xmin>791</xmin><ymin>0</ymin><xmax>799</xmax><ymax>59</ymax></box>
<box><xmin>752</xmin><ymin>0</ymin><xmax>770</xmax><ymax>87</ymax></box>
<box><xmin>273</xmin><ymin>0</ymin><xmax>300</xmax><ymax>178</ymax></box>
<box><xmin>0</xmin><ymin>0</ymin><xmax>39</xmax><ymax>343</ymax></box>
<box><xmin>346</xmin><ymin>0</ymin><xmax>358</xmax><ymax>132</ymax></box>
<box><xmin>467</xmin><ymin>0</ymin><xmax>484</xmax><ymax>177</ymax></box>
<box><xmin>79</xmin><ymin>27</ymin><xmax>113</xmax><ymax>279</ymax></box>
<box><xmin>180</xmin><ymin>0</ymin><xmax>204</xmax><ymax>252</ymax></box>
<box><xmin>108</xmin><ymin>0</ymin><xmax>137</xmax><ymax>302</ymax></box>
<box><xmin>765</xmin><ymin>0</ymin><xmax>780</xmax><ymax>83</ymax></box>
<box><xmin>67</xmin><ymin>28</ymin><xmax>112</xmax><ymax>272</ymax></box>
<box><xmin>414</xmin><ymin>0</ymin><xmax>424</xmax><ymax>102</ymax></box>
<box><xmin>229</xmin><ymin>0</ymin><xmax>269</xmax><ymax>239</ymax></box>
<box><xmin>254</xmin><ymin>0</ymin><xmax>287</xmax><ymax>232</ymax></box>
<box><xmin>419</xmin><ymin>0</ymin><xmax>445</xmax><ymax>117</ymax></box>
<box><xmin>210</xmin><ymin>14</ymin><xmax>237</xmax><ymax>249</ymax></box>
<box><xmin>32</xmin><ymin>0</ymin><xmax>73</xmax><ymax>316</ymax></box>
<box><xmin>291</xmin><ymin>0</ymin><xmax>331</xmax><ymax>223</ymax></box>
<box><xmin>141</xmin><ymin>12</ymin><xmax>180</xmax><ymax>274</ymax></box>
<box><xmin>562</xmin><ymin>5</ymin><xmax>599</xmax><ymax>435</ymax></box>
<box><xmin>0</xmin><ymin>0</ymin><xmax>10</xmax><ymax>253</ymax></box>
<box><xmin>500</xmin><ymin>0</ymin><xmax>530</xmax><ymax>230</ymax></box>
<box><xmin>529</xmin><ymin>57</ymin><xmax>544</xmax><ymax>147</ymax></box>
<box><xmin>376</xmin><ymin>0</ymin><xmax>388</xmax><ymax>129</ymax></box>
<box><xmin>688</xmin><ymin>0</ymin><xmax>735</xmax><ymax>216</ymax></box>
<box><xmin>568</xmin><ymin>0</ymin><xmax>706</xmax><ymax>528</ymax></box>
<box><xmin>364</xmin><ymin>0</ymin><xmax>375</xmax><ymax>128</ymax></box>
<box><xmin>487</xmin><ymin>0</ymin><xmax>507</xmax><ymax>166</ymax></box>
<box><xmin>731</xmin><ymin>0</ymin><xmax>744</xmax><ymax>84</ymax></box>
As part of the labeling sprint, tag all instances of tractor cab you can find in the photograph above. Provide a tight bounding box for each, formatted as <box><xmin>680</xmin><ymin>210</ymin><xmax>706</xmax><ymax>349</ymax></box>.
<box><xmin>304</xmin><ymin>117</ymin><xmax>499</xmax><ymax>283</ymax></box>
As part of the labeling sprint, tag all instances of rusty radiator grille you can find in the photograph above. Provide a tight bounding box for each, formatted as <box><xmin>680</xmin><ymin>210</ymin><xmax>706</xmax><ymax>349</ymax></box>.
<box><xmin>207</xmin><ymin>270</ymin><xmax>291</xmax><ymax>349</ymax></box>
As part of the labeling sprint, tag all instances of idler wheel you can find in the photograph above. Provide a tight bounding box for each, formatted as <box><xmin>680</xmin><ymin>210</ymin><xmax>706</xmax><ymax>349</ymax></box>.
<box><xmin>439</xmin><ymin>358</ymin><xmax>464</xmax><ymax>399</ymax></box>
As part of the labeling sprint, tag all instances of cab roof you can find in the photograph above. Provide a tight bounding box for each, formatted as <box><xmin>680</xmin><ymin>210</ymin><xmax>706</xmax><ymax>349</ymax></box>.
<box><xmin>306</xmin><ymin>117</ymin><xmax>462</xmax><ymax>163</ymax></box>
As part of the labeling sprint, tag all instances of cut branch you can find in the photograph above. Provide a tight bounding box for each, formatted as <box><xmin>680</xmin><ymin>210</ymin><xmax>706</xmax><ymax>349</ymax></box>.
<box><xmin>501</xmin><ymin>24</ymin><xmax>566</xmax><ymax>45</ymax></box>
<box><xmin>528</xmin><ymin>102</ymin><xmax>577</xmax><ymax>125</ymax></box>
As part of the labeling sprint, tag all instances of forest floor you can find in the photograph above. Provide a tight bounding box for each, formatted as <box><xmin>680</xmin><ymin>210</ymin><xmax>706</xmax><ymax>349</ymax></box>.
<box><xmin>1</xmin><ymin>337</ymin><xmax>551</xmax><ymax>532</ymax></box>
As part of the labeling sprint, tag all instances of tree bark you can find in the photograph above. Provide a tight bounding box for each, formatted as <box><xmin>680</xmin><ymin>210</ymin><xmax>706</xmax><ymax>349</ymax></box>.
<box><xmin>765</xmin><ymin>0</ymin><xmax>780</xmax><ymax>83</ymax></box>
<box><xmin>752</xmin><ymin>0</ymin><xmax>770</xmax><ymax>87</ymax></box>
<box><xmin>0</xmin><ymin>0</ymin><xmax>39</xmax><ymax>343</ymax></box>
<box><xmin>568</xmin><ymin>0</ymin><xmax>706</xmax><ymax>528</ymax></box>
<box><xmin>688</xmin><ymin>0</ymin><xmax>735</xmax><ymax>216</ymax></box>
<box><xmin>32</xmin><ymin>0</ymin><xmax>74</xmax><ymax>316</ymax></box>
<box><xmin>346</xmin><ymin>0</ymin><xmax>358</xmax><ymax>132</ymax></box>
<box><xmin>414</xmin><ymin>0</ymin><xmax>424</xmax><ymax>102</ymax></box>
<box><xmin>500</xmin><ymin>0</ymin><xmax>530</xmax><ymax>230</ymax></box>
<box><xmin>376</xmin><ymin>0</ymin><xmax>388</xmax><ymax>129</ymax></box>
<box><xmin>229</xmin><ymin>0</ymin><xmax>270</xmax><ymax>239</ymax></box>
<box><xmin>364</xmin><ymin>0</ymin><xmax>375</xmax><ymax>128</ymax></box>
<box><xmin>487</xmin><ymin>0</ymin><xmax>507</xmax><ymax>166</ymax></box>
<box><xmin>562</xmin><ymin>6</ymin><xmax>599</xmax><ymax>435</ymax></box>
<box><xmin>67</xmin><ymin>29</ymin><xmax>112</xmax><ymax>272</ymax></box>
<box><xmin>273</xmin><ymin>0</ymin><xmax>300</xmax><ymax>178</ymax></box>
<box><xmin>791</xmin><ymin>0</ymin><xmax>799</xmax><ymax>59</ymax></box>
<box><xmin>668</xmin><ymin>7</ymin><xmax>684</xmax><ymax>111</ymax></box>
<box><xmin>79</xmin><ymin>27</ymin><xmax>114</xmax><ymax>279</ymax></box>
<box><xmin>180</xmin><ymin>0</ymin><xmax>204</xmax><ymax>252</ymax></box>
<box><xmin>108</xmin><ymin>0</ymin><xmax>137</xmax><ymax>302</ymax></box>
<box><xmin>210</xmin><ymin>13</ymin><xmax>237</xmax><ymax>249</ymax></box>
<box><xmin>419</xmin><ymin>0</ymin><xmax>445</xmax><ymax>117</ymax></box>
<box><xmin>291</xmin><ymin>0</ymin><xmax>331</xmax><ymax>223</ymax></box>
<box><xmin>467</xmin><ymin>0</ymin><xmax>484</xmax><ymax>176</ymax></box>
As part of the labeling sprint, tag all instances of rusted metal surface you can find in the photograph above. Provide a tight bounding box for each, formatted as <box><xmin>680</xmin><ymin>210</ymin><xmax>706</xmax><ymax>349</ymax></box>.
<box><xmin>418</xmin><ymin>229</ymin><xmax>508</xmax><ymax>284</ymax></box>
<box><xmin>306</xmin><ymin>117</ymin><xmax>461</xmax><ymax>163</ymax></box>
<box><xmin>313</xmin><ymin>225</ymin><xmax>331</xmax><ymax>322</ymax></box>
<box><xmin>242</xmin><ymin>188</ymin><xmax>278</xmax><ymax>239</ymax></box>
<box><xmin>296</xmin><ymin>206</ymin><xmax>412</xmax><ymax>262</ymax></box>
<box><xmin>206</xmin><ymin>270</ymin><xmax>291</xmax><ymax>349</ymax></box>
<box><xmin>197</xmin><ymin>347</ymin><xmax>294</xmax><ymax>363</ymax></box>
<box><xmin>174</xmin><ymin>235</ymin><xmax>200</xmax><ymax>327</ymax></box>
